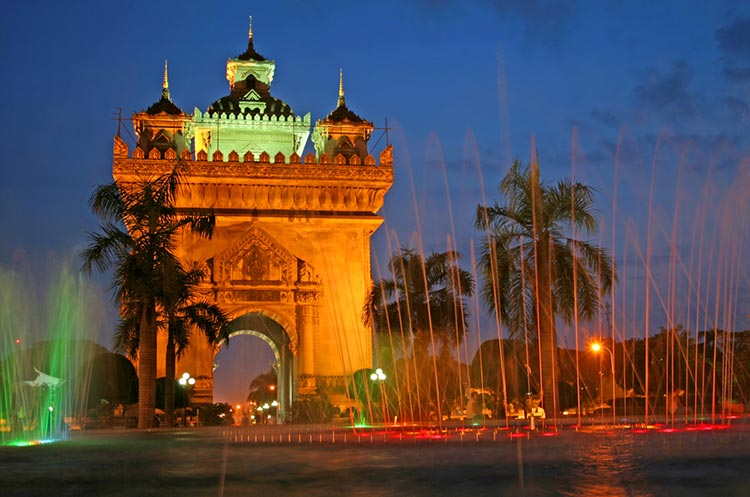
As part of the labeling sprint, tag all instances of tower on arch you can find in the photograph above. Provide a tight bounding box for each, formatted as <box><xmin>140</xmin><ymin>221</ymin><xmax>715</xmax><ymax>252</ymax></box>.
<box><xmin>112</xmin><ymin>21</ymin><xmax>393</xmax><ymax>417</ymax></box>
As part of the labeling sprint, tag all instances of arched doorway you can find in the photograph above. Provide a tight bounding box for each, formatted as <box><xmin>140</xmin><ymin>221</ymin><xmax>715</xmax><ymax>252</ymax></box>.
<box><xmin>216</xmin><ymin>312</ymin><xmax>295</xmax><ymax>421</ymax></box>
<box><xmin>212</xmin><ymin>334</ymin><xmax>275</xmax><ymax>414</ymax></box>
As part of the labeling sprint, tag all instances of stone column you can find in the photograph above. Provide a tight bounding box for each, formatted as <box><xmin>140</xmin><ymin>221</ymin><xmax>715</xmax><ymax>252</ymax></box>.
<box><xmin>296</xmin><ymin>302</ymin><xmax>318</xmax><ymax>394</ymax></box>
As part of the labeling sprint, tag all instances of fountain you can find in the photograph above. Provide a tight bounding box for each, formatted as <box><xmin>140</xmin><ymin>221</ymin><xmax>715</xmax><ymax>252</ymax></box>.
<box><xmin>0</xmin><ymin>261</ymin><xmax>105</xmax><ymax>446</ymax></box>
<box><xmin>351</xmin><ymin>122</ymin><xmax>750</xmax><ymax>432</ymax></box>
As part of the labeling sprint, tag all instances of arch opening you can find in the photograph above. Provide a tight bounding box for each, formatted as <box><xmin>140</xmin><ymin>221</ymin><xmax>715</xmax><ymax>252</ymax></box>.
<box><xmin>213</xmin><ymin>312</ymin><xmax>295</xmax><ymax>422</ymax></box>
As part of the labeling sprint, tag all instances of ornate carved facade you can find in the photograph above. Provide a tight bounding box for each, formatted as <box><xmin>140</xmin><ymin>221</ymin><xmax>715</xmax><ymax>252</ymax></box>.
<box><xmin>113</xmin><ymin>22</ymin><xmax>392</xmax><ymax>416</ymax></box>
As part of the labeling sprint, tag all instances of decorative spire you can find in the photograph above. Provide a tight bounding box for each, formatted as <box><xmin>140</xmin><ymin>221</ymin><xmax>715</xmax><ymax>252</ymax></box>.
<box><xmin>162</xmin><ymin>59</ymin><xmax>170</xmax><ymax>101</ymax></box>
<box><xmin>236</xmin><ymin>16</ymin><xmax>265</xmax><ymax>61</ymax></box>
<box><xmin>338</xmin><ymin>68</ymin><xmax>346</xmax><ymax>108</ymax></box>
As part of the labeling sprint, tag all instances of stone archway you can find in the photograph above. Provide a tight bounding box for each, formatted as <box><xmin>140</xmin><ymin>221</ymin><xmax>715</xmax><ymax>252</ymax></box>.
<box><xmin>114</xmin><ymin>28</ymin><xmax>393</xmax><ymax>423</ymax></box>
<box><xmin>219</xmin><ymin>312</ymin><xmax>295</xmax><ymax>420</ymax></box>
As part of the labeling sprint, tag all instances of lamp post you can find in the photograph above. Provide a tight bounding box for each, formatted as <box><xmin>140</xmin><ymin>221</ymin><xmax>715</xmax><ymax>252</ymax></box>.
<box><xmin>256</xmin><ymin>405</ymin><xmax>264</xmax><ymax>424</ymax></box>
<box><xmin>369</xmin><ymin>368</ymin><xmax>388</xmax><ymax>423</ymax></box>
<box><xmin>178</xmin><ymin>372</ymin><xmax>195</xmax><ymax>427</ymax></box>
<box><xmin>590</xmin><ymin>342</ymin><xmax>616</xmax><ymax>426</ymax></box>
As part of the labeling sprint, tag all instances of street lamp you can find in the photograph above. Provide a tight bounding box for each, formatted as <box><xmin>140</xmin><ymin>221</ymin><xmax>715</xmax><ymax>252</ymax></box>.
<box><xmin>369</xmin><ymin>368</ymin><xmax>388</xmax><ymax>423</ymax></box>
<box><xmin>590</xmin><ymin>341</ymin><xmax>616</xmax><ymax>426</ymax></box>
<box><xmin>178</xmin><ymin>373</ymin><xmax>196</xmax><ymax>426</ymax></box>
<box><xmin>369</xmin><ymin>368</ymin><xmax>386</xmax><ymax>381</ymax></box>
<box><xmin>178</xmin><ymin>372</ymin><xmax>196</xmax><ymax>387</ymax></box>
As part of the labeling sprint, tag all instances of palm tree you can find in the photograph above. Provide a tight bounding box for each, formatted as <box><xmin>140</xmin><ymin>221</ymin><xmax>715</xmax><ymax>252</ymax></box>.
<box><xmin>365</xmin><ymin>246</ymin><xmax>474</xmax><ymax>422</ymax></box>
<box><xmin>367</xmin><ymin>246</ymin><xmax>475</xmax><ymax>354</ymax></box>
<box><xmin>247</xmin><ymin>368</ymin><xmax>278</xmax><ymax>406</ymax></box>
<box><xmin>474</xmin><ymin>159</ymin><xmax>614</xmax><ymax>415</ymax></box>
<box><xmin>161</xmin><ymin>266</ymin><xmax>229</xmax><ymax>426</ymax></box>
<box><xmin>81</xmin><ymin>167</ymin><xmax>215</xmax><ymax>428</ymax></box>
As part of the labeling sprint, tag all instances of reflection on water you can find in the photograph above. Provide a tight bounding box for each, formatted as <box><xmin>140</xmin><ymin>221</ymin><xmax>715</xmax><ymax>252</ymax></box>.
<box><xmin>219</xmin><ymin>425</ymin><xmax>750</xmax><ymax>496</ymax></box>
<box><xmin>564</xmin><ymin>434</ymin><xmax>655</xmax><ymax>497</ymax></box>
<box><xmin>4</xmin><ymin>425</ymin><xmax>750</xmax><ymax>496</ymax></box>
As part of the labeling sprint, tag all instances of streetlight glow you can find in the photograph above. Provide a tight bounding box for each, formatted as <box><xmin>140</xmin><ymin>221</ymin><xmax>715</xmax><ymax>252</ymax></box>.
<box><xmin>371</xmin><ymin>368</ymin><xmax>387</xmax><ymax>381</ymax></box>
<box><xmin>590</xmin><ymin>340</ymin><xmax>616</xmax><ymax>426</ymax></box>
<box><xmin>179</xmin><ymin>372</ymin><xmax>193</xmax><ymax>386</ymax></box>
<box><xmin>178</xmin><ymin>372</ymin><xmax>195</xmax><ymax>427</ymax></box>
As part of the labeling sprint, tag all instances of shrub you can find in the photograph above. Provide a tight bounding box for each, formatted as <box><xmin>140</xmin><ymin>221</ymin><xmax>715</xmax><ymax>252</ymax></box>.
<box><xmin>198</xmin><ymin>403</ymin><xmax>234</xmax><ymax>426</ymax></box>
<box><xmin>288</xmin><ymin>394</ymin><xmax>335</xmax><ymax>424</ymax></box>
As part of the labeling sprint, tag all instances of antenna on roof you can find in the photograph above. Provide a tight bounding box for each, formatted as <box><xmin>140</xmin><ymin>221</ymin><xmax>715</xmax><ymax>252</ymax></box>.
<box><xmin>113</xmin><ymin>107</ymin><xmax>123</xmax><ymax>137</ymax></box>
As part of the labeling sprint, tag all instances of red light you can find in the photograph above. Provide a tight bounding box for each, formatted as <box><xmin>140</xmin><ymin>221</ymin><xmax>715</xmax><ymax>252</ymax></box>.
<box><xmin>658</xmin><ymin>428</ymin><xmax>680</xmax><ymax>433</ymax></box>
<box><xmin>15</xmin><ymin>338</ymin><xmax>21</xmax><ymax>344</ymax></box>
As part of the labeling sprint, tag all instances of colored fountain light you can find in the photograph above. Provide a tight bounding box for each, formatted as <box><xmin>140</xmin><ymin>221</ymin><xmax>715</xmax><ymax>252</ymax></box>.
<box><xmin>1</xmin><ymin>262</ymin><xmax>104</xmax><ymax>446</ymax></box>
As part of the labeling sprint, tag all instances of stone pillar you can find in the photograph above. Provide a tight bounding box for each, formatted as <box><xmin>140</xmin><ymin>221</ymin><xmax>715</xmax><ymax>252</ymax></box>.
<box><xmin>297</xmin><ymin>303</ymin><xmax>318</xmax><ymax>394</ymax></box>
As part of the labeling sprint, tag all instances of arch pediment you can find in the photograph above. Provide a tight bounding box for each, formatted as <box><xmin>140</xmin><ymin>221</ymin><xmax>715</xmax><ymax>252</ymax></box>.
<box><xmin>215</xmin><ymin>226</ymin><xmax>297</xmax><ymax>286</ymax></box>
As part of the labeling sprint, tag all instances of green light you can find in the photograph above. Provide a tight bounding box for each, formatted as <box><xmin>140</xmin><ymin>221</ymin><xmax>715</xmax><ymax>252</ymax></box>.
<box><xmin>1</xmin><ymin>263</ymin><xmax>100</xmax><ymax>447</ymax></box>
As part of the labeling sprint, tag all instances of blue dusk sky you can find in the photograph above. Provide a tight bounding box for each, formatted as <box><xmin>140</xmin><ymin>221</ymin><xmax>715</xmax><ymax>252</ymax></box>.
<box><xmin>1</xmin><ymin>1</ymin><xmax>749</xmax><ymax>403</ymax></box>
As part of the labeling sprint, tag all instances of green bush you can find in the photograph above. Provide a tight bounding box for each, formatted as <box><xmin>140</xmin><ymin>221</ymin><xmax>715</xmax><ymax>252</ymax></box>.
<box><xmin>287</xmin><ymin>394</ymin><xmax>336</xmax><ymax>424</ymax></box>
<box><xmin>198</xmin><ymin>403</ymin><xmax>234</xmax><ymax>426</ymax></box>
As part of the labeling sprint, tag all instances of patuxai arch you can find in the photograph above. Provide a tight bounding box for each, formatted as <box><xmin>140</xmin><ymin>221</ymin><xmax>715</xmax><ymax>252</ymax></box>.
<box><xmin>111</xmin><ymin>23</ymin><xmax>393</xmax><ymax>418</ymax></box>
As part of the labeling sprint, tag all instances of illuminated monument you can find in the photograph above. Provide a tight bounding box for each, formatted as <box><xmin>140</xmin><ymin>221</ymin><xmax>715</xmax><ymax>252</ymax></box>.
<box><xmin>113</xmin><ymin>22</ymin><xmax>393</xmax><ymax>416</ymax></box>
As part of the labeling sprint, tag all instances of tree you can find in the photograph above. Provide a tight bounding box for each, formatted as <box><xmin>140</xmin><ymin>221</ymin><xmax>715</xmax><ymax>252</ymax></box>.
<box><xmin>81</xmin><ymin>167</ymin><xmax>216</xmax><ymax>428</ymax></box>
<box><xmin>475</xmin><ymin>159</ymin><xmax>614</xmax><ymax>414</ymax></box>
<box><xmin>85</xmin><ymin>352</ymin><xmax>138</xmax><ymax>410</ymax></box>
<box><xmin>246</xmin><ymin>368</ymin><xmax>277</xmax><ymax>406</ymax></box>
<box><xmin>470</xmin><ymin>338</ymin><xmax>532</xmax><ymax>409</ymax></box>
<box><xmin>367</xmin><ymin>247</ymin><xmax>474</xmax><ymax>354</ymax></box>
<box><xmin>365</xmin><ymin>246</ymin><xmax>474</xmax><ymax>422</ymax></box>
<box><xmin>161</xmin><ymin>266</ymin><xmax>229</xmax><ymax>427</ymax></box>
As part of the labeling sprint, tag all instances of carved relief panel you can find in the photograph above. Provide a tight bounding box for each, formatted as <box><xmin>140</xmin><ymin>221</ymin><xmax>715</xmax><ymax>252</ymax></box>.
<box><xmin>215</xmin><ymin>226</ymin><xmax>296</xmax><ymax>286</ymax></box>
<box><xmin>211</xmin><ymin>226</ymin><xmax>322</xmax><ymax>308</ymax></box>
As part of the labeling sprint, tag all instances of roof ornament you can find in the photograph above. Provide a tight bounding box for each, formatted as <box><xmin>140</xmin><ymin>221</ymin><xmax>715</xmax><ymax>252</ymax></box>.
<box><xmin>248</xmin><ymin>16</ymin><xmax>253</xmax><ymax>41</ymax></box>
<box><xmin>162</xmin><ymin>59</ymin><xmax>170</xmax><ymax>101</ymax></box>
<box><xmin>338</xmin><ymin>68</ymin><xmax>346</xmax><ymax>108</ymax></box>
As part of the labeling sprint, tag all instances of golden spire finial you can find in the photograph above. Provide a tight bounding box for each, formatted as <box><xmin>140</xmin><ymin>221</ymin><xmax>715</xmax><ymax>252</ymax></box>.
<box><xmin>248</xmin><ymin>16</ymin><xmax>253</xmax><ymax>41</ymax></box>
<box><xmin>338</xmin><ymin>68</ymin><xmax>346</xmax><ymax>107</ymax></box>
<box><xmin>162</xmin><ymin>59</ymin><xmax>170</xmax><ymax>100</ymax></box>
